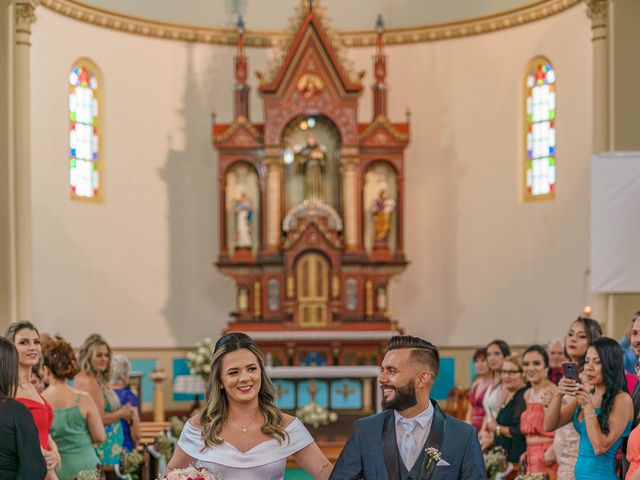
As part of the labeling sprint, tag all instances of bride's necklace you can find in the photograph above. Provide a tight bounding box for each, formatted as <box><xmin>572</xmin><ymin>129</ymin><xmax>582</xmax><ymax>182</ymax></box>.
<box><xmin>230</xmin><ymin>409</ymin><xmax>260</xmax><ymax>433</ymax></box>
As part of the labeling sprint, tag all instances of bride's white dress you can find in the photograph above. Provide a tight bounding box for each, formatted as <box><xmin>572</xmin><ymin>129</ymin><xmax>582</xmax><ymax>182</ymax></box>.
<box><xmin>177</xmin><ymin>418</ymin><xmax>314</xmax><ymax>480</ymax></box>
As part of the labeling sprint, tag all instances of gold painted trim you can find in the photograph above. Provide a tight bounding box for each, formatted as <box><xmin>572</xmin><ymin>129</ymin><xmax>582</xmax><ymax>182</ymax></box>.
<box><xmin>522</xmin><ymin>56</ymin><xmax>556</xmax><ymax>203</ymax></box>
<box><xmin>41</xmin><ymin>0</ymin><xmax>581</xmax><ymax>47</ymax></box>
<box><xmin>69</xmin><ymin>57</ymin><xmax>104</xmax><ymax>203</ymax></box>
<box><xmin>214</xmin><ymin>116</ymin><xmax>263</xmax><ymax>144</ymax></box>
<box><xmin>359</xmin><ymin>115</ymin><xmax>410</xmax><ymax>143</ymax></box>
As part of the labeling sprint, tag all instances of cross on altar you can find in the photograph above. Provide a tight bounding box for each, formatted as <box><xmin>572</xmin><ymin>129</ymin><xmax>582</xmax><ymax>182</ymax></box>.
<box><xmin>336</xmin><ymin>382</ymin><xmax>355</xmax><ymax>400</ymax></box>
<box><xmin>275</xmin><ymin>384</ymin><xmax>290</xmax><ymax>400</ymax></box>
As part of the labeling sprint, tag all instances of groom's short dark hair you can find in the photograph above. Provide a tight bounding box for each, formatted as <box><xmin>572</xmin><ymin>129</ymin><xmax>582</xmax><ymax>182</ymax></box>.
<box><xmin>388</xmin><ymin>335</ymin><xmax>439</xmax><ymax>376</ymax></box>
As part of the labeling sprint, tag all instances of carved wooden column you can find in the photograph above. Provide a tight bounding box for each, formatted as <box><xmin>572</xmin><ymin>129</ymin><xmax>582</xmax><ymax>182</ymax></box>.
<box><xmin>265</xmin><ymin>151</ymin><xmax>282</xmax><ymax>252</ymax></box>
<box><xmin>13</xmin><ymin>0</ymin><xmax>38</xmax><ymax>322</ymax></box>
<box><xmin>150</xmin><ymin>364</ymin><xmax>167</xmax><ymax>422</ymax></box>
<box><xmin>585</xmin><ymin>0</ymin><xmax>609</xmax><ymax>152</ymax></box>
<box><xmin>341</xmin><ymin>151</ymin><xmax>359</xmax><ymax>251</ymax></box>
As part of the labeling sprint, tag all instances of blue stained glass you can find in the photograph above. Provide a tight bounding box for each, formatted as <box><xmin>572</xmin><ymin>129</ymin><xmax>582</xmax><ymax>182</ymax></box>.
<box><xmin>71</xmin><ymin>149</ymin><xmax>76</xmax><ymax>156</ymax></box>
<box><xmin>549</xmin><ymin>146</ymin><xmax>555</xmax><ymax>155</ymax></box>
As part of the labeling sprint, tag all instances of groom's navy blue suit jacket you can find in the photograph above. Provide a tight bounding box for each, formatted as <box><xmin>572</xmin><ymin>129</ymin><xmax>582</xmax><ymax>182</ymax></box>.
<box><xmin>330</xmin><ymin>401</ymin><xmax>485</xmax><ymax>480</ymax></box>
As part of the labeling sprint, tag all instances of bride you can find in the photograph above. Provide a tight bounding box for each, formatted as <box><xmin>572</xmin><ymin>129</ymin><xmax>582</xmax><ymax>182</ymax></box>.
<box><xmin>166</xmin><ymin>332</ymin><xmax>333</xmax><ymax>479</ymax></box>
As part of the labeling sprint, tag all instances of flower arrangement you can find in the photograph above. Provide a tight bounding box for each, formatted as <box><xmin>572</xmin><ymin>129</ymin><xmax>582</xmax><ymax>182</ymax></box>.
<box><xmin>295</xmin><ymin>401</ymin><xmax>338</xmax><ymax>428</ymax></box>
<box><xmin>162</xmin><ymin>466</ymin><xmax>222</xmax><ymax>480</ymax></box>
<box><xmin>484</xmin><ymin>447</ymin><xmax>508</xmax><ymax>480</ymax></box>
<box><xmin>514</xmin><ymin>474</ymin><xmax>550</xmax><ymax>480</ymax></box>
<box><xmin>76</xmin><ymin>470</ymin><xmax>101</xmax><ymax>480</ymax></box>
<box><xmin>121</xmin><ymin>449</ymin><xmax>145</xmax><ymax>480</ymax></box>
<box><xmin>155</xmin><ymin>432</ymin><xmax>177</xmax><ymax>464</ymax></box>
<box><xmin>169</xmin><ymin>415</ymin><xmax>185</xmax><ymax>439</ymax></box>
<box><xmin>186</xmin><ymin>337</ymin><xmax>215</xmax><ymax>378</ymax></box>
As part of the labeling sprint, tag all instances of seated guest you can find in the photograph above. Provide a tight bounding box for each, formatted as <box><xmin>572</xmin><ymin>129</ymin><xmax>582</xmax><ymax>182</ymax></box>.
<box><xmin>74</xmin><ymin>334</ymin><xmax>133</xmax><ymax>479</ymax></box>
<box><xmin>545</xmin><ymin>337</ymin><xmax>633</xmax><ymax>480</ymax></box>
<box><xmin>42</xmin><ymin>337</ymin><xmax>106</xmax><ymax>480</ymax></box>
<box><xmin>520</xmin><ymin>345</ymin><xmax>558</xmax><ymax>477</ymax></box>
<box><xmin>465</xmin><ymin>348</ymin><xmax>490</xmax><ymax>432</ymax></box>
<box><xmin>0</xmin><ymin>336</ymin><xmax>47</xmax><ymax>480</ymax></box>
<box><xmin>488</xmin><ymin>353</ymin><xmax>528</xmax><ymax>464</ymax></box>
<box><xmin>5</xmin><ymin>322</ymin><xmax>61</xmax><ymax>479</ymax></box>
<box><xmin>110</xmin><ymin>354</ymin><xmax>141</xmax><ymax>452</ymax></box>
<box><xmin>547</xmin><ymin>339</ymin><xmax>565</xmax><ymax>385</ymax></box>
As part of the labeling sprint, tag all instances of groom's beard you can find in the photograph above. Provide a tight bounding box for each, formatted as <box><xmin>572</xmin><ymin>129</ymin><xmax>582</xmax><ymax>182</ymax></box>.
<box><xmin>381</xmin><ymin>379</ymin><xmax>418</xmax><ymax>411</ymax></box>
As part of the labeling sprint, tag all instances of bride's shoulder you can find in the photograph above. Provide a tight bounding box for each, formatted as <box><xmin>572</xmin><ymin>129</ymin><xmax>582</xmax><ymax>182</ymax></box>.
<box><xmin>187</xmin><ymin>413</ymin><xmax>202</xmax><ymax>428</ymax></box>
<box><xmin>281</xmin><ymin>412</ymin><xmax>297</xmax><ymax>428</ymax></box>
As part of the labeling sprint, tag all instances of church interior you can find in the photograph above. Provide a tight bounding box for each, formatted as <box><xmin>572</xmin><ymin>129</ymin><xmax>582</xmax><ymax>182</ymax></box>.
<box><xmin>2</xmin><ymin>0</ymin><xmax>640</xmax><ymax>478</ymax></box>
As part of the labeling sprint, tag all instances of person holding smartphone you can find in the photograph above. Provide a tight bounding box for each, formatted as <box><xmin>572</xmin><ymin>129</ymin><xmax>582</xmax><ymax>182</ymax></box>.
<box><xmin>544</xmin><ymin>337</ymin><xmax>633</xmax><ymax>480</ymax></box>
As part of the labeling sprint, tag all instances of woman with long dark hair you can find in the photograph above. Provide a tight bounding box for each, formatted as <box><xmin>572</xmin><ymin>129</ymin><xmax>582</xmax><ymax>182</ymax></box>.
<box><xmin>480</xmin><ymin>339</ymin><xmax>511</xmax><ymax>450</ymax></box>
<box><xmin>5</xmin><ymin>321</ymin><xmax>61</xmax><ymax>479</ymax></box>
<box><xmin>545</xmin><ymin>337</ymin><xmax>633</xmax><ymax>479</ymax></box>
<box><xmin>166</xmin><ymin>332</ymin><xmax>332</xmax><ymax>479</ymax></box>
<box><xmin>0</xmin><ymin>336</ymin><xmax>47</xmax><ymax>479</ymax></box>
<box><xmin>520</xmin><ymin>345</ymin><xmax>557</xmax><ymax>477</ymax></box>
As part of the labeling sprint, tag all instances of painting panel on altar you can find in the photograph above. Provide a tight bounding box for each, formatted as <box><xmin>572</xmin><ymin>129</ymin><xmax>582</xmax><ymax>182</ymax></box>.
<box><xmin>364</xmin><ymin>162</ymin><xmax>398</xmax><ymax>254</ymax></box>
<box><xmin>282</xmin><ymin>115</ymin><xmax>342</xmax><ymax>213</ymax></box>
<box><xmin>225</xmin><ymin>163</ymin><xmax>260</xmax><ymax>256</ymax></box>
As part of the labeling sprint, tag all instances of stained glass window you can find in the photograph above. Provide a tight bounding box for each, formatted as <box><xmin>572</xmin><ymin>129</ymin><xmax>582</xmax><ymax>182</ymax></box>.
<box><xmin>524</xmin><ymin>58</ymin><xmax>556</xmax><ymax>200</ymax></box>
<box><xmin>69</xmin><ymin>60</ymin><xmax>101</xmax><ymax>200</ymax></box>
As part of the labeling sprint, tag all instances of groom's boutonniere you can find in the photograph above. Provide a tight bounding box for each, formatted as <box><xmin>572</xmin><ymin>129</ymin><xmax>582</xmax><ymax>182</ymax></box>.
<box><xmin>425</xmin><ymin>447</ymin><xmax>442</xmax><ymax>470</ymax></box>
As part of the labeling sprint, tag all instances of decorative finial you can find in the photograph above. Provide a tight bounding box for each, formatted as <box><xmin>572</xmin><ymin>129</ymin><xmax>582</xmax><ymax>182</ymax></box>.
<box><xmin>236</xmin><ymin>15</ymin><xmax>245</xmax><ymax>35</ymax></box>
<box><xmin>375</xmin><ymin>14</ymin><xmax>384</xmax><ymax>33</ymax></box>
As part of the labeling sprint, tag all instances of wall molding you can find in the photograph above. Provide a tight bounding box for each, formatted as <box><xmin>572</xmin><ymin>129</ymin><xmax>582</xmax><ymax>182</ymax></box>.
<box><xmin>40</xmin><ymin>0</ymin><xmax>582</xmax><ymax>47</ymax></box>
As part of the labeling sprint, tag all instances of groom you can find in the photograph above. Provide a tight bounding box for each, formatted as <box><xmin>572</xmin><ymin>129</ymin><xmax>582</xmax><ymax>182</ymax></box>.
<box><xmin>330</xmin><ymin>335</ymin><xmax>485</xmax><ymax>480</ymax></box>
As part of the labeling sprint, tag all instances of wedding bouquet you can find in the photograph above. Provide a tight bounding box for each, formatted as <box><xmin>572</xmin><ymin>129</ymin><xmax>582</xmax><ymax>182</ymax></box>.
<box><xmin>161</xmin><ymin>466</ymin><xmax>222</xmax><ymax>480</ymax></box>
<box><xmin>484</xmin><ymin>446</ymin><xmax>508</xmax><ymax>480</ymax></box>
<box><xmin>296</xmin><ymin>401</ymin><xmax>338</xmax><ymax>428</ymax></box>
<box><xmin>514</xmin><ymin>474</ymin><xmax>550</xmax><ymax>480</ymax></box>
<box><xmin>121</xmin><ymin>449</ymin><xmax>145</xmax><ymax>480</ymax></box>
<box><xmin>186</xmin><ymin>337</ymin><xmax>215</xmax><ymax>378</ymax></box>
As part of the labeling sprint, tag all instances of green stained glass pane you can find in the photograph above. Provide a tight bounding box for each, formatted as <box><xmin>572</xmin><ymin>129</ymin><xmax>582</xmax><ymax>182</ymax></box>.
<box><xmin>549</xmin><ymin>157</ymin><xmax>555</xmax><ymax>166</ymax></box>
<box><xmin>528</xmin><ymin>114</ymin><xmax>532</xmax><ymax>123</ymax></box>
<box><xmin>549</xmin><ymin>110</ymin><xmax>555</xmax><ymax>120</ymax></box>
<box><xmin>70</xmin><ymin>159</ymin><xmax>76</xmax><ymax>168</ymax></box>
<box><xmin>528</xmin><ymin>161</ymin><xmax>533</xmax><ymax>169</ymax></box>
<box><xmin>70</xmin><ymin>112</ymin><xmax>76</xmax><ymax>121</ymax></box>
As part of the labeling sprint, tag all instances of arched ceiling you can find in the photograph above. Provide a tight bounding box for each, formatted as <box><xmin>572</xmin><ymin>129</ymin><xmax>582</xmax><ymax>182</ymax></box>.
<box><xmin>41</xmin><ymin>0</ymin><xmax>580</xmax><ymax>46</ymax></box>
<box><xmin>78</xmin><ymin>0</ymin><xmax>545</xmax><ymax>31</ymax></box>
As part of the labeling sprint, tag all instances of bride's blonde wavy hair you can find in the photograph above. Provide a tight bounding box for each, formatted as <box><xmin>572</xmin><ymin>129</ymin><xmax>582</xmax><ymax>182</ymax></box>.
<box><xmin>199</xmin><ymin>332</ymin><xmax>287</xmax><ymax>448</ymax></box>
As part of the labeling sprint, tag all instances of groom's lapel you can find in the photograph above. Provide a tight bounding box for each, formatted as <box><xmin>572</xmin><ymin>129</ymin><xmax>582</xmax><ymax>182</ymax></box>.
<box><xmin>419</xmin><ymin>400</ymin><xmax>446</xmax><ymax>480</ymax></box>
<box><xmin>382</xmin><ymin>410</ymin><xmax>401</xmax><ymax>480</ymax></box>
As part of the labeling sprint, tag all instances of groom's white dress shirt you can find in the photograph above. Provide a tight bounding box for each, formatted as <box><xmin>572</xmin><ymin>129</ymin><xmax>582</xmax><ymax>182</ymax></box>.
<box><xmin>394</xmin><ymin>403</ymin><xmax>434</xmax><ymax>470</ymax></box>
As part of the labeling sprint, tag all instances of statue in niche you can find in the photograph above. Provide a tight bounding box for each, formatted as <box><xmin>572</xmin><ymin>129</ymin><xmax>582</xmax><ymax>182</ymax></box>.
<box><xmin>295</xmin><ymin>135</ymin><xmax>327</xmax><ymax>202</ymax></box>
<box><xmin>370</xmin><ymin>189</ymin><xmax>395</xmax><ymax>248</ymax></box>
<box><xmin>233</xmin><ymin>192</ymin><xmax>253</xmax><ymax>248</ymax></box>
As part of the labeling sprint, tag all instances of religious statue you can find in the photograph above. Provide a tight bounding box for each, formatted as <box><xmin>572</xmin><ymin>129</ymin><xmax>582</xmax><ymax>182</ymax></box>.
<box><xmin>370</xmin><ymin>189</ymin><xmax>395</xmax><ymax>247</ymax></box>
<box><xmin>233</xmin><ymin>192</ymin><xmax>253</xmax><ymax>248</ymax></box>
<box><xmin>295</xmin><ymin>135</ymin><xmax>327</xmax><ymax>202</ymax></box>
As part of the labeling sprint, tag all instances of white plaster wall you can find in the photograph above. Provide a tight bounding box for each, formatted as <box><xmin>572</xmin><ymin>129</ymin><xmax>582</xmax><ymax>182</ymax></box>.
<box><xmin>30</xmin><ymin>4</ymin><xmax>592</xmax><ymax>347</ymax></box>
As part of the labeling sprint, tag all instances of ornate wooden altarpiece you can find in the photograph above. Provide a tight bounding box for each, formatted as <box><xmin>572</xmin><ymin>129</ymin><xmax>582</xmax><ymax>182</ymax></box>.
<box><xmin>213</xmin><ymin>1</ymin><xmax>410</xmax><ymax>372</ymax></box>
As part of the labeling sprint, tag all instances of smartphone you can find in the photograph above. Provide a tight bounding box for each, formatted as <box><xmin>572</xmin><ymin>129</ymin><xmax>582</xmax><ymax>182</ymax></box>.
<box><xmin>562</xmin><ymin>362</ymin><xmax>581</xmax><ymax>383</ymax></box>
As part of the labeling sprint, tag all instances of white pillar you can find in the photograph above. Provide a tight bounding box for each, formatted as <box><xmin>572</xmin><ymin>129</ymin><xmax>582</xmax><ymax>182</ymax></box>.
<box><xmin>12</xmin><ymin>0</ymin><xmax>37</xmax><ymax>323</ymax></box>
<box><xmin>585</xmin><ymin>0</ymin><xmax>609</xmax><ymax>152</ymax></box>
<box><xmin>0</xmin><ymin>0</ymin><xmax>14</xmax><ymax>329</ymax></box>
